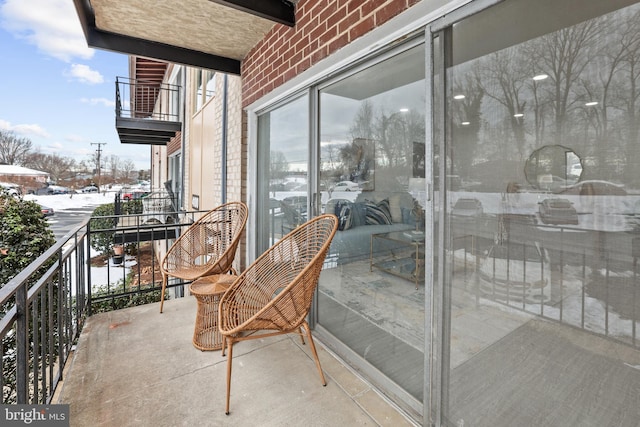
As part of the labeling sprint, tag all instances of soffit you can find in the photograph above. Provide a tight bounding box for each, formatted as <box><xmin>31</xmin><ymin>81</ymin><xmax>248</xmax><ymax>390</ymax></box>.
<box><xmin>74</xmin><ymin>0</ymin><xmax>297</xmax><ymax>74</ymax></box>
<box><xmin>91</xmin><ymin>0</ymin><xmax>274</xmax><ymax>62</ymax></box>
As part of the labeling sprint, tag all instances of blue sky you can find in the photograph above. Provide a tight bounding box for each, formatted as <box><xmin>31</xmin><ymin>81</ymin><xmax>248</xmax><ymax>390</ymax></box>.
<box><xmin>0</xmin><ymin>0</ymin><xmax>151</xmax><ymax>170</ymax></box>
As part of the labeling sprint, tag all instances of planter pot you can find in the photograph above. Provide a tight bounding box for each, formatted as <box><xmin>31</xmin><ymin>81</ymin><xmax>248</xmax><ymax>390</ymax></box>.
<box><xmin>112</xmin><ymin>255</ymin><xmax>124</xmax><ymax>265</ymax></box>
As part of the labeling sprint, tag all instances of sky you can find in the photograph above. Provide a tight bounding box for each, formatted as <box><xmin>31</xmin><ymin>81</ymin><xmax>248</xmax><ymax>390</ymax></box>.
<box><xmin>0</xmin><ymin>0</ymin><xmax>151</xmax><ymax>171</ymax></box>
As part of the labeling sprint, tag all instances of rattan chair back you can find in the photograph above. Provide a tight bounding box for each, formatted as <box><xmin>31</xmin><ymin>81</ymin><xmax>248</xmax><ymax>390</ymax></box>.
<box><xmin>158</xmin><ymin>201</ymin><xmax>248</xmax><ymax>313</ymax></box>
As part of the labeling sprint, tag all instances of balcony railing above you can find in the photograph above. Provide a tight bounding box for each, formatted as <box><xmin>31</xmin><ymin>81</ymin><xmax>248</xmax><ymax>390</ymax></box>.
<box><xmin>115</xmin><ymin>77</ymin><xmax>182</xmax><ymax>145</ymax></box>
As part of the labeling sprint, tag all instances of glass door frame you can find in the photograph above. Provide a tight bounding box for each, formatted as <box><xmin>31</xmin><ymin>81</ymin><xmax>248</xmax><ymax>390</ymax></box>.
<box><xmin>426</xmin><ymin>0</ymin><xmax>521</xmax><ymax>425</ymax></box>
<box><xmin>310</xmin><ymin>34</ymin><xmax>429</xmax><ymax>419</ymax></box>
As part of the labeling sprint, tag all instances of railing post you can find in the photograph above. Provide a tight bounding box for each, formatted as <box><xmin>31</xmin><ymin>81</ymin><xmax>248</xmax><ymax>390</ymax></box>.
<box><xmin>87</xmin><ymin>221</ymin><xmax>93</xmax><ymax>316</ymax></box>
<box><xmin>15</xmin><ymin>284</ymin><xmax>28</xmax><ymax>403</ymax></box>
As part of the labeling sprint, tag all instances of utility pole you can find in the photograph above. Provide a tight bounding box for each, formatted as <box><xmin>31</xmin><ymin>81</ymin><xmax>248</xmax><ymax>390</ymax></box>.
<box><xmin>91</xmin><ymin>143</ymin><xmax>106</xmax><ymax>189</ymax></box>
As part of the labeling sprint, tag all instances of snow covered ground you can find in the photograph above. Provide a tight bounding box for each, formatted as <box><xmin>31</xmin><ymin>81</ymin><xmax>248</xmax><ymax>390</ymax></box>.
<box><xmin>23</xmin><ymin>191</ymin><xmax>134</xmax><ymax>289</ymax></box>
<box><xmin>23</xmin><ymin>191</ymin><xmax>117</xmax><ymax>211</ymax></box>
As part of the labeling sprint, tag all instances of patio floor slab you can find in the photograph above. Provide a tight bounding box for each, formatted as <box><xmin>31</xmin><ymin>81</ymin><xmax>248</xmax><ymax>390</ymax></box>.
<box><xmin>56</xmin><ymin>296</ymin><xmax>416</xmax><ymax>427</ymax></box>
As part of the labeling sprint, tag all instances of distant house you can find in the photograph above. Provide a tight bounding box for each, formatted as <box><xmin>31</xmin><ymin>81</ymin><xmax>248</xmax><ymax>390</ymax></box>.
<box><xmin>0</xmin><ymin>165</ymin><xmax>50</xmax><ymax>194</ymax></box>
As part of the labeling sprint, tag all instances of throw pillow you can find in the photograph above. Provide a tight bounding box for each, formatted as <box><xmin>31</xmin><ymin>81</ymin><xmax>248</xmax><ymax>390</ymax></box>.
<box><xmin>334</xmin><ymin>200</ymin><xmax>353</xmax><ymax>231</ymax></box>
<box><xmin>365</xmin><ymin>199</ymin><xmax>392</xmax><ymax>225</ymax></box>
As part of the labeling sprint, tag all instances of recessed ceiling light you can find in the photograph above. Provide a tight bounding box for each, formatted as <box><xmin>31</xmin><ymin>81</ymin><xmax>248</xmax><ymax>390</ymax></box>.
<box><xmin>514</xmin><ymin>113</ymin><xmax>524</xmax><ymax>118</ymax></box>
<box><xmin>461</xmin><ymin>121</ymin><xmax>470</xmax><ymax>126</ymax></box>
<box><xmin>585</xmin><ymin>101</ymin><xmax>598</xmax><ymax>106</ymax></box>
<box><xmin>533</xmin><ymin>74</ymin><xmax>549</xmax><ymax>81</ymax></box>
<box><xmin>399</xmin><ymin>108</ymin><xmax>409</xmax><ymax>113</ymax></box>
<box><xmin>454</xmin><ymin>94</ymin><xmax>465</xmax><ymax>100</ymax></box>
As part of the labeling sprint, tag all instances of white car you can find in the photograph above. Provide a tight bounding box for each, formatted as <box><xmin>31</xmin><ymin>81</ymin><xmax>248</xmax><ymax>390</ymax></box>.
<box><xmin>331</xmin><ymin>181</ymin><xmax>360</xmax><ymax>192</ymax></box>
<box><xmin>0</xmin><ymin>182</ymin><xmax>20</xmax><ymax>197</ymax></box>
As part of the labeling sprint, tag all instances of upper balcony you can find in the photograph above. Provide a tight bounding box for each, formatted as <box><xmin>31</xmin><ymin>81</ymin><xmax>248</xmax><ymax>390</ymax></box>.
<box><xmin>115</xmin><ymin>75</ymin><xmax>181</xmax><ymax>145</ymax></box>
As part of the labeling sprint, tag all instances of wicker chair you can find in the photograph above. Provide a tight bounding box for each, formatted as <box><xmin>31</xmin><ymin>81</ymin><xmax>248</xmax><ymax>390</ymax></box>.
<box><xmin>159</xmin><ymin>201</ymin><xmax>248</xmax><ymax>313</ymax></box>
<box><xmin>218</xmin><ymin>214</ymin><xmax>338</xmax><ymax>415</ymax></box>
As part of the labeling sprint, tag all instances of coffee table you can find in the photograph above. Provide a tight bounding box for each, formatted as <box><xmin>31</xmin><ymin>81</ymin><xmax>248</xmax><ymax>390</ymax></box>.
<box><xmin>370</xmin><ymin>230</ymin><xmax>425</xmax><ymax>289</ymax></box>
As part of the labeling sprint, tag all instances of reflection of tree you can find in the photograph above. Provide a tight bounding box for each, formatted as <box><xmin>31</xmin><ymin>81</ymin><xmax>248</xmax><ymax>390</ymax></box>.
<box><xmin>531</xmin><ymin>19</ymin><xmax>602</xmax><ymax>144</ymax></box>
<box><xmin>452</xmin><ymin>4</ymin><xmax>640</xmax><ymax>187</ymax></box>
<box><xmin>269</xmin><ymin>150</ymin><xmax>289</xmax><ymax>193</ymax></box>
<box><xmin>451</xmin><ymin>71</ymin><xmax>484</xmax><ymax>174</ymax></box>
<box><xmin>328</xmin><ymin>101</ymin><xmax>426</xmax><ymax>183</ymax></box>
<box><xmin>481</xmin><ymin>51</ymin><xmax>528</xmax><ymax>159</ymax></box>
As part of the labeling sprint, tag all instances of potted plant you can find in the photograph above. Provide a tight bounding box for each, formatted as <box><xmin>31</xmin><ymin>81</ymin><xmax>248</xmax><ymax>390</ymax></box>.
<box><xmin>112</xmin><ymin>244</ymin><xmax>124</xmax><ymax>265</ymax></box>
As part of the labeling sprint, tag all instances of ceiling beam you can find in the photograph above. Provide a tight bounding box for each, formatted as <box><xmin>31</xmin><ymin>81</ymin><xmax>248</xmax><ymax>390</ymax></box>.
<box><xmin>73</xmin><ymin>0</ymin><xmax>241</xmax><ymax>74</ymax></box>
<box><xmin>208</xmin><ymin>0</ymin><xmax>295</xmax><ymax>27</ymax></box>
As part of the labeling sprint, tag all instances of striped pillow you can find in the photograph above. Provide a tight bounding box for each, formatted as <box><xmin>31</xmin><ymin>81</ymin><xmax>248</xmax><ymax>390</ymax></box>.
<box><xmin>364</xmin><ymin>199</ymin><xmax>392</xmax><ymax>225</ymax></box>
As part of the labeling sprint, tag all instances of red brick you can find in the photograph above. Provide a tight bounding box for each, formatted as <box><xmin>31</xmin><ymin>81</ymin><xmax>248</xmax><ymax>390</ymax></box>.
<box><xmin>338</xmin><ymin>9</ymin><xmax>360</xmax><ymax>33</ymax></box>
<box><xmin>328</xmin><ymin>33</ymin><xmax>349</xmax><ymax>54</ymax></box>
<box><xmin>375</xmin><ymin>1</ymin><xmax>407</xmax><ymax>25</ymax></box>
<box><xmin>349</xmin><ymin>15</ymin><xmax>375</xmax><ymax>40</ymax></box>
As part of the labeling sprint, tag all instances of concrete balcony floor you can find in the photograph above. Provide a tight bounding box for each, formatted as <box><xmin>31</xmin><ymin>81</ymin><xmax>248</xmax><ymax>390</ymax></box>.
<box><xmin>56</xmin><ymin>296</ymin><xmax>416</xmax><ymax>427</ymax></box>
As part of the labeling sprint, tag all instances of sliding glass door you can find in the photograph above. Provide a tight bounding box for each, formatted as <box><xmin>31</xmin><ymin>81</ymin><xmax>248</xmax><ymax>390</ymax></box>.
<box><xmin>433</xmin><ymin>0</ymin><xmax>640</xmax><ymax>425</ymax></box>
<box><xmin>315</xmin><ymin>42</ymin><xmax>427</xmax><ymax>411</ymax></box>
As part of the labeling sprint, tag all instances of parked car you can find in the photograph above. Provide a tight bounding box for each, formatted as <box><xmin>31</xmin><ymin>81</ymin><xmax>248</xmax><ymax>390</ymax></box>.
<box><xmin>331</xmin><ymin>181</ymin><xmax>360</xmax><ymax>192</ymax></box>
<box><xmin>122</xmin><ymin>191</ymin><xmax>149</xmax><ymax>201</ymax></box>
<box><xmin>37</xmin><ymin>204</ymin><xmax>55</xmax><ymax>217</ymax></box>
<box><xmin>0</xmin><ymin>182</ymin><xmax>20</xmax><ymax>197</ymax></box>
<box><xmin>451</xmin><ymin>198</ymin><xmax>483</xmax><ymax>222</ymax></box>
<box><xmin>538</xmin><ymin>198</ymin><xmax>579</xmax><ymax>225</ymax></box>
<box><xmin>478</xmin><ymin>243</ymin><xmax>551</xmax><ymax>304</ymax></box>
<box><xmin>82</xmin><ymin>185</ymin><xmax>99</xmax><ymax>193</ymax></box>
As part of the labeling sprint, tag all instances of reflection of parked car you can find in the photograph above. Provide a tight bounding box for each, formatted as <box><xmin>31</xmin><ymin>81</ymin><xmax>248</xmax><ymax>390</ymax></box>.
<box><xmin>82</xmin><ymin>185</ymin><xmax>99</xmax><ymax>193</ymax></box>
<box><xmin>537</xmin><ymin>174</ymin><xmax>568</xmax><ymax>192</ymax></box>
<box><xmin>560</xmin><ymin>180</ymin><xmax>626</xmax><ymax>196</ymax></box>
<box><xmin>331</xmin><ymin>181</ymin><xmax>360</xmax><ymax>192</ymax></box>
<box><xmin>478</xmin><ymin>243</ymin><xmax>551</xmax><ymax>304</ymax></box>
<box><xmin>451</xmin><ymin>198</ymin><xmax>483</xmax><ymax>221</ymax></box>
<box><xmin>539</xmin><ymin>198</ymin><xmax>578</xmax><ymax>225</ymax></box>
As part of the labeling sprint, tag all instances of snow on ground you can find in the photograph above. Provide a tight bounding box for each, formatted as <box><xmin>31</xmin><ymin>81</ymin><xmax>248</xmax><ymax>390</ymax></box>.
<box><xmin>23</xmin><ymin>191</ymin><xmax>134</xmax><ymax>290</ymax></box>
<box><xmin>23</xmin><ymin>191</ymin><xmax>116</xmax><ymax>210</ymax></box>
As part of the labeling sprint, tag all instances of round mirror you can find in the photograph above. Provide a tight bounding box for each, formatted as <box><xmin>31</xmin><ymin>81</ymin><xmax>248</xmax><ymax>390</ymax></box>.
<box><xmin>524</xmin><ymin>145</ymin><xmax>582</xmax><ymax>192</ymax></box>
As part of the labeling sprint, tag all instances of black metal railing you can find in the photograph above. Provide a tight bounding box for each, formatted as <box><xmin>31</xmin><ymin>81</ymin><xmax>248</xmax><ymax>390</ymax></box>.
<box><xmin>451</xmin><ymin>219</ymin><xmax>640</xmax><ymax>350</ymax></box>
<box><xmin>0</xmin><ymin>208</ymin><xmax>210</xmax><ymax>404</ymax></box>
<box><xmin>0</xmin><ymin>225</ymin><xmax>89</xmax><ymax>404</ymax></box>
<box><xmin>115</xmin><ymin>77</ymin><xmax>181</xmax><ymax>122</ymax></box>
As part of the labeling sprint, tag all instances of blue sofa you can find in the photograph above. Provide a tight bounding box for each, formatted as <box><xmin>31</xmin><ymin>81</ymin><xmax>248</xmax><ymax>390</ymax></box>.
<box><xmin>324</xmin><ymin>191</ymin><xmax>419</xmax><ymax>264</ymax></box>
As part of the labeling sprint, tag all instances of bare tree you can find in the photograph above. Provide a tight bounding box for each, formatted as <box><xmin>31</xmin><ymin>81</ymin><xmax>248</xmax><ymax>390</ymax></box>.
<box><xmin>24</xmin><ymin>151</ymin><xmax>77</xmax><ymax>183</ymax></box>
<box><xmin>121</xmin><ymin>159</ymin><xmax>136</xmax><ymax>182</ymax></box>
<box><xmin>106</xmin><ymin>155</ymin><xmax>121</xmax><ymax>181</ymax></box>
<box><xmin>0</xmin><ymin>130</ymin><xmax>32</xmax><ymax>165</ymax></box>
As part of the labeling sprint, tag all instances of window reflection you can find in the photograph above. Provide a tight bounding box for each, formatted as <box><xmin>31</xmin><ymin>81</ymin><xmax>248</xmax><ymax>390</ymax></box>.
<box><xmin>443</xmin><ymin>1</ymin><xmax>640</xmax><ymax>425</ymax></box>
<box><xmin>318</xmin><ymin>44</ymin><xmax>426</xmax><ymax>404</ymax></box>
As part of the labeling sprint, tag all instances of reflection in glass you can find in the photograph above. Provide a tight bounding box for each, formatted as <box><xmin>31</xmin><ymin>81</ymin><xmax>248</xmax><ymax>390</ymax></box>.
<box><xmin>441</xmin><ymin>0</ymin><xmax>640</xmax><ymax>425</ymax></box>
<box><xmin>257</xmin><ymin>95</ymin><xmax>309</xmax><ymax>253</ymax></box>
<box><xmin>318</xmin><ymin>44</ymin><xmax>426</xmax><ymax>406</ymax></box>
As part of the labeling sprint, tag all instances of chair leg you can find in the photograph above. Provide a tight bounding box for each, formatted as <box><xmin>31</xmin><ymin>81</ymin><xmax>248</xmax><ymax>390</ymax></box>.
<box><xmin>298</xmin><ymin>327</ymin><xmax>306</xmax><ymax>345</ymax></box>
<box><xmin>225</xmin><ymin>339</ymin><xmax>234</xmax><ymax>415</ymax></box>
<box><xmin>160</xmin><ymin>274</ymin><xmax>167</xmax><ymax>313</ymax></box>
<box><xmin>302</xmin><ymin>321</ymin><xmax>326</xmax><ymax>386</ymax></box>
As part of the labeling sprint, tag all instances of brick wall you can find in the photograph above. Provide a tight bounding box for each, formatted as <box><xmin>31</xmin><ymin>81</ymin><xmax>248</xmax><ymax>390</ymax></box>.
<box><xmin>167</xmin><ymin>131</ymin><xmax>181</xmax><ymax>155</ymax></box>
<box><xmin>241</xmin><ymin>0</ymin><xmax>419</xmax><ymax>107</ymax></box>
